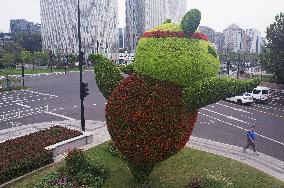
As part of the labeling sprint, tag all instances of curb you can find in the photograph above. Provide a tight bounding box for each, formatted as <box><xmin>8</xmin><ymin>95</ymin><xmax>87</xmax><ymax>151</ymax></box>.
<box><xmin>187</xmin><ymin>136</ymin><xmax>284</xmax><ymax>181</ymax></box>
<box><xmin>1</xmin><ymin>120</ymin><xmax>283</xmax><ymax>183</ymax></box>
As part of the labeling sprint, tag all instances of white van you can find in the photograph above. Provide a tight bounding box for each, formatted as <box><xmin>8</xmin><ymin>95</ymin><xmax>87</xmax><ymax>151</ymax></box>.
<box><xmin>251</xmin><ymin>86</ymin><xmax>271</xmax><ymax>103</ymax></box>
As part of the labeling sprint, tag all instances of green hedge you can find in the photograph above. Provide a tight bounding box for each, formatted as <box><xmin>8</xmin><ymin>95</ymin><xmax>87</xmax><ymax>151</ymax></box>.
<box><xmin>94</xmin><ymin>54</ymin><xmax>123</xmax><ymax>99</ymax></box>
<box><xmin>182</xmin><ymin>77</ymin><xmax>260</xmax><ymax>111</ymax></box>
<box><xmin>134</xmin><ymin>37</ymin><xmax>219</xmax><ymax>87</ymax></box>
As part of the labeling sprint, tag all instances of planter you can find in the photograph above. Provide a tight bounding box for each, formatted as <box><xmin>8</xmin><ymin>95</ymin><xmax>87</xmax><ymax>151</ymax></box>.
<box><xmin>45</xmin><ymin>132</ymin><xmax>93</xmax><ymax>157</ymax></box>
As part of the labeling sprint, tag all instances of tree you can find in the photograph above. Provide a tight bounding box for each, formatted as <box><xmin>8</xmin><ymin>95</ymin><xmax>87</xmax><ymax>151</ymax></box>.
<box><xmin>261</xmin><ymin>12</ymin><xmax>284</xmax><ymax>84</ymax></box>
<box><xmin>12</xmin><ymin>32</ymin><xmax>42</xmax><ymax>52</ymax></box>
<box><xmin>20</xmin><ymin>51</ymin><xmax>32</xmax><ymax>65</ymax></box>
<box><xmin>67</xmin><ymin>53</ymin><xmax>78</xmax><ymax>67</ymax></box>
<box><xmin>0</xmin><ymin>41</ymin><xmax>23</xmax><ymax>58</ymax></box>
<box><xmin>31</xmin><ymin>52</ymin><xmax>49</xmax><ymax>69</ymax></box>
<box><xmin>0</xmin><ymin>53</ymin><xmax>17</xmax><ymax>68</ymax></box>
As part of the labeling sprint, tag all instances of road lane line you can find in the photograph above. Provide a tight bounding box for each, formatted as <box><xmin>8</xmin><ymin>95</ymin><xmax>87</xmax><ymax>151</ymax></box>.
<box><xmin>216</xmin><ymin>103</ymin><xmax>253</xmax><ymax>114</ymax></box>
<box><xmin>200</xmin><ymin>112</ymin><xmax>284</xmax><ymax>146</ymax></box>
<box><xmin>222</xmin><ymin>101</ymin><xmax>284</xmax><ymax>119</ymax></box>
<box><xmin>15</xmin><ymin>103</ymin><xmax>31</xmax><ymax>108</ymax></box>
<box><xmin>44</xmin><ymin>111</ymin><xmax>76</xmax><ymax>121</ymax></box>
<box><xmin>202</xmin><ymin>108</ymin><xmax>250</xmax><ymax>124</ymax></box>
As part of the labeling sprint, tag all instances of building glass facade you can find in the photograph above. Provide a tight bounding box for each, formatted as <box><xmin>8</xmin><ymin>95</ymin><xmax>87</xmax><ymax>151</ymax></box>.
<box><xmin>125</xmin><ymin>0</ymin><xmax>187</xmax><ymax>52</ymax></box>
<box><xmin>40</xmin><ymin>0</ymin><xmax>118</xmax><ymax>60</ymax></box>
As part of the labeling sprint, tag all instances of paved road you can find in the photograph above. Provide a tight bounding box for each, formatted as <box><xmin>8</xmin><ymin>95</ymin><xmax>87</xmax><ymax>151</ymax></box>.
<box><xmin>0</xmin><ymin>71</ymin><xmax>283</xmax><ymax>161</ymax></box>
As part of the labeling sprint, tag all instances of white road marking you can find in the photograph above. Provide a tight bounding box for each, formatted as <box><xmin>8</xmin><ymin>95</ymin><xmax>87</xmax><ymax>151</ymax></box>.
<box><xmin>15</xmin><ymin>103</ymin><xmax>31</xmax><ymax>108</ymax></box>
<box><xmin>216</xmin><ymin>103</ymin><xmax>253</xmax><ymax>114</ymax></box>
<box><xmin>200</xmin><ymin>112</ymin><xmax>284</xmax><ymax>146</ymax></box>
<box><xmin>202</xmin><ymin>108</ymin><xmax>249</xmax><ymax>124</ymax></box>
<box><xmin>45</xmin><ymin>111</ymin><xmax>76</xmax><ymax>121</ymax></box>
<box><xmin>241</xmin><ymin>115</ymin><xmax>256</xmax><ymax>121</ymax></box>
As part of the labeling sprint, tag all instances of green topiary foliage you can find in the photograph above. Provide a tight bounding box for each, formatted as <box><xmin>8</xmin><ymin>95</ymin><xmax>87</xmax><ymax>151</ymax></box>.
<box><xmin>182</xmin><ymin>78</ymin><xmax>260</xmax><ymax>111</ymax></box>
<box><xmin>148</xmin><ymin>23</ymin><xmax>182</xmax><ymax>32</ymax></box>
<box><xmin>94</xmin><ymin>54</ymin><xmax>123</xmax><ymax>99</ymax></box>
<box><xmin>106</xmin><ymin>74</ymin><xmax>198</xmax><ymax>182</ymax></box>
<box><xmin>208</xmin><ymin>45</ymin><xmax>218</xmax><ymax>58</ymax></box>
<box><xmin>94</xmin><ymin>9</ymin><xmax>261</xmax><ymax>183</ymax></box>
<box><xmin>134</xmin><ymin>37</ymin><xmax>219</xmax><ymax>86</ymax></box>
<box><xmin>181</xmin><ymin>9</ymin><xmax>201</xmax><ymax>37</ymax></box>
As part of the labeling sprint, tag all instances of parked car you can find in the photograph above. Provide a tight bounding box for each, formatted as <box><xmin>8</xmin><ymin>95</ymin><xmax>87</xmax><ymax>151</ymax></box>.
<box><xmin>250</xmin><ymin>86</ymin><xmax>271</xmax><ymax>103</ymax></box>
<box><xmin>226</xmin><ymin>93</ymin><xmax>254</xmax><ymax>105</ymax></box>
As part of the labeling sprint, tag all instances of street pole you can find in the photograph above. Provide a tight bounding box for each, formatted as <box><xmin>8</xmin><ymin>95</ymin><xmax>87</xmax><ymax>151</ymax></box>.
<box><xmin>49</xmin><ymin>51</ymin><xmax>53</xmax><ymax>73</ymax></box>
<box><xmin>64</xmin><ymin>55</ymin><xmax>68</xmax><ymax>75</ymax></box>
<box><xmin>78</xmin><ymin>0</ymin><xmax>85</xmax><ymax>132</ymax></box>
<box><xmin>21</xmin><ymin>65</ymin><xmax>25</xmax><ymax>87</ymax></box>
<box><xmin>237</xmin><ymin>53</ymin><xmax>241</xmax><ymax>79</ymax></box>
<box><xmin>96</xmin><ymin>40</ymin><xmax>99</xmax><ymax>54</ymax></box>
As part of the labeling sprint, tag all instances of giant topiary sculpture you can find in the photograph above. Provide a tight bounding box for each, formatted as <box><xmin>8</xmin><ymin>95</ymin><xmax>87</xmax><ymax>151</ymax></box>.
<box><xmin>94</xmin><ymin>9</ymin><xmax>259</xmax><ymax>183</ymax></box>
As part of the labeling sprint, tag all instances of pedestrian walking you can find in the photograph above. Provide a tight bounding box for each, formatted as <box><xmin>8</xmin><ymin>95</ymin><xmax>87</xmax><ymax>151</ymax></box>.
<box><xmin>243</xmin><ymin>126</ymin><xmax>259</xmax><ymax>155</ymax></box>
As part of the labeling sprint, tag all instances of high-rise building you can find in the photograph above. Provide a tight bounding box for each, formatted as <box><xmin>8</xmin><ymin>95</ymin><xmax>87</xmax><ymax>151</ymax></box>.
<box><xmin>223</xmin><ymin>24</ymin><xmax>246</xmax><ymax>52</ymax></box>
<box><xmin>214</xmin><ymin>32</ymin><xmax>224</xmax><ymax>54</ymax></box>
<box><xmin>246</xmin><ymin>28</ymin><xmax>262</xmax><ymax>53</ymax></box>
<box><xmin>125</xmin><ymin>0</ymin><xmax>187</xmax><ymax>52</ymax></box>
<box><xmin>40</xmin><ymin>0</ymin><xmax>118</xmax><ymax>60</ymax></box>
<box><xmin>199</xmin><ymin>26</ymin><xmax>215</xmax><ymax>43</ymax></box>
<box><xmin>10</xmin><ymin>19</ymin><xmax>41</xmax><ymax>35</ymax></box>
<box><xmin>119</xmin><ymin>28</ymin><xmax>126</xmax><ymax>50</ymax></box>
<box><xmin>0</xmin><ymin>33</ymin><xmax>12</xmax><ymax>45</ymax></box>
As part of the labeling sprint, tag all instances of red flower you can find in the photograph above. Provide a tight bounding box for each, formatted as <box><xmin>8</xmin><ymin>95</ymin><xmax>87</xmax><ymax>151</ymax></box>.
<box><xmin>142</xmin><ymin>30</ymin><xmax>185</xmax><ymax>38</ymax></box>
<box><xmin>192</xmin><ymin>32</ymin><xmax>209</xmax><ymax>41</ymax></box>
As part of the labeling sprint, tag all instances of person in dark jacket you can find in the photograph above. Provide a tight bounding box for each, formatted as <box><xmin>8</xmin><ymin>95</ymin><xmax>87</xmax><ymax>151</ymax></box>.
<box><xmin>243</xmin><ymin>126</ymin><xmax>259</xmax><ymax>155</ymax></box>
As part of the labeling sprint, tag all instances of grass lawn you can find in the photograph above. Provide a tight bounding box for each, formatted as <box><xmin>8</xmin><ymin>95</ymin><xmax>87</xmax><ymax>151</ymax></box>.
<box><xmin>4</xmin><ymin>142</ymin><xmax>284</xmax><ymax>188</ymax></box>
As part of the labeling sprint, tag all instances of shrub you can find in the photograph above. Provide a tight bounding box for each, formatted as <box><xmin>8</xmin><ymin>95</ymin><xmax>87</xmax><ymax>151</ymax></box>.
<box><xmin>106</xmin><ymin>74</ymin><xmax>198</xmax><ymax>182</ymax></box>
<box><xmin>120</xmin><ymin>63</ymin><xmax>135</xmax><ymax>75</ymax></box>
<box><xmin>65</xmin><ymin>148</ymin><xmax>88</xmax><ymax>176</ymax></box>
<box><xmin>181</xmin><ymin>9</ymin><xmax>201</xmax><ymax>37</ymax></box>
<box><xmin>0</xmin><ymin>126</ymin><xmax>81</xmax><ymax>184</ymax></box>
<box><xmin>35</xmin><ymin>149</ymin><xmax>107</xmax><ymax>188</ymax></box>
<box><xmin>134</xmin><ymin>37</ymin><xmax>220</xmax><ymax>87</ymax></box>
<box><xmin>94</xmin><ymin>54</ymin><xmax>123</xmax><ymax>99</ymax></box>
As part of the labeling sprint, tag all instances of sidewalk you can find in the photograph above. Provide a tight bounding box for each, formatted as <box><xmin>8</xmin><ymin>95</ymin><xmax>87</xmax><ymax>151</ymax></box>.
<box><xmin>0</xmin><ymin>120</ymin><xmax>283</xmax><ymax>182</ymax></box>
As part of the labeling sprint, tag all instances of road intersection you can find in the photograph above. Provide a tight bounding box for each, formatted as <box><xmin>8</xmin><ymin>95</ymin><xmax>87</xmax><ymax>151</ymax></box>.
<box><xmin>0</xmin><ymin>71</ymin><xmax>283</xmax><ymax>161</ymax></box>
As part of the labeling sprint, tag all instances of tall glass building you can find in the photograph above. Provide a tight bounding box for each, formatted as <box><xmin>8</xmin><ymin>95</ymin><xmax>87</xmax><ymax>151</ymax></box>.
<box><xmin>125</xmin><ymin>0</ymin><xmax>187</xmax><ymax>52</ymax></box>
<box><xmin>40</xmin><ymin>0</ymin><xmax>118</xmax><ymax>60</ymax></box>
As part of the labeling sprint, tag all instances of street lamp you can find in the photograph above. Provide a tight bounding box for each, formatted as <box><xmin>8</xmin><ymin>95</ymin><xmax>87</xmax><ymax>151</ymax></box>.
<box><xmin>237</xmin><ymin>53</ymin><xmax>241</xmax><ymax>79</ymax></box>
<box><xmin>49</xmin><ymin>50</ymin><xmax>53</xmax><ymax>73</ymax></box>
<box><xmin>224</xmin><ymin>48</ymin><xmax>230</xmax><ymax>76</ymax></box>
<box><xmin>21</xmin><ymin>64</ymin><xmax>25</xmax><ymax>87</ymax></box>
<box><xmin>78</xmin><ymin>0</ymin><xmax>89</xmax><ymax>132</ymax></box>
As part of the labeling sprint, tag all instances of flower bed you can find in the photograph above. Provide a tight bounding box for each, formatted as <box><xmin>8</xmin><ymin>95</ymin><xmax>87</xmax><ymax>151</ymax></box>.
<box><xmin>0</xmin><ymin>126</ymin><xmax>82</xmax><ymax>184</ymax></box>
<box><xmin>34</xmin><ymin>149</ymin><xmax>107</xmax><ymax>188</ymax></box>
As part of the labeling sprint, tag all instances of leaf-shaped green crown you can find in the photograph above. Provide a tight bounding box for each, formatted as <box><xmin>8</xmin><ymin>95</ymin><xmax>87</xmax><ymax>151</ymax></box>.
<box><xmin>181</xmin><ymin>9</ymin><xmax>201</xmax><ymax>37</ymax></box>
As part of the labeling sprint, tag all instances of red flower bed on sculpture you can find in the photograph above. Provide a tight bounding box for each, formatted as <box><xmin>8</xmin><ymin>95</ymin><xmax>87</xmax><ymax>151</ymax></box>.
<box><xmin>106</xmin><ymin>74</ymin><xmax>198</xmax><ymax>167</ymax></box>
<box><xmin>142</xmin><ymin>30</ymin><xmax>208</xmax><ymax>41</ymax></box>
<box><xmin>143</xmin><ymin>30</ymin><xmax>185</xmax><ymax>38</ymax></box>
<box><xmin>192</xmin><ymin>32</ymin><xmax>209</xmax><ymax>41</ymax></box>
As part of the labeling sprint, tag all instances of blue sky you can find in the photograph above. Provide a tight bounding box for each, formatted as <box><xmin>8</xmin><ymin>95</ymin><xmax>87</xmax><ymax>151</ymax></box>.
<box><xmin>0</xmin><ymin>0</ymin><xmax>283</xmax><ymax>36</ymax></box>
